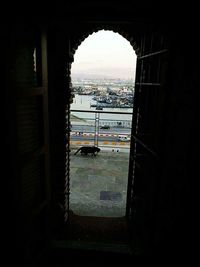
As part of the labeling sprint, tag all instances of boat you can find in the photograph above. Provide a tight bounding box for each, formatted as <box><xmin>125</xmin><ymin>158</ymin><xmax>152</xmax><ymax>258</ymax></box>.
<box><xmin>96</xmin><ymin>106</ymin><xmax>103</xmax><ymax>110</ymax></box>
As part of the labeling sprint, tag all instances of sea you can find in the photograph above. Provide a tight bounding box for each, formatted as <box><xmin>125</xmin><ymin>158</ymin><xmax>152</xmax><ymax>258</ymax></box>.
<box><xmin>70</xmin><ymin>94</ymin><xmax>133</xmax><ymax>124</ymax></box>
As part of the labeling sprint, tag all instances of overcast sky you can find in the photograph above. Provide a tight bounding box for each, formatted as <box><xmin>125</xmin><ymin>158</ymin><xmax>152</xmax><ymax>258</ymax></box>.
<box><xmin>71</xmin><ymin>30</ymin><xmax>137</xmax><ymax>80</ymax></box>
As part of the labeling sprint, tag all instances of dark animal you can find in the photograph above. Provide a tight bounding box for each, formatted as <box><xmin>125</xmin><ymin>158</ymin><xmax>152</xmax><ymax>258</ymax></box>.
<box><xmin>74</xmin><ymin>146</ymin><xmax>101</xmax><ymax>156</ymax></box>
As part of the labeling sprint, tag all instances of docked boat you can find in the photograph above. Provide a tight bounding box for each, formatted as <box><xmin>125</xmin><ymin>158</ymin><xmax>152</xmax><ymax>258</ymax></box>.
<box><xmin>96</xmin><ymin>106</ymin><xmax>103</xmax><ymax>110</ymax></box>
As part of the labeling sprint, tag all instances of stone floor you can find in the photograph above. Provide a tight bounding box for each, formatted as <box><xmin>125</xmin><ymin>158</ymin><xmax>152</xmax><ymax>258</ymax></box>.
<box><xmin>70</xmin><ymin>148</ymin><xmax>130</xmax><ymax>217</ymax></box>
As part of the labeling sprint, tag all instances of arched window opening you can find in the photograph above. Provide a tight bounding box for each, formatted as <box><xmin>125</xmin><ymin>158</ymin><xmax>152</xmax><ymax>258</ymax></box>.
<box><xmin>69</xmin><ymin>30</ymin><xmax>137</xmax><ymax>218</ymax></box>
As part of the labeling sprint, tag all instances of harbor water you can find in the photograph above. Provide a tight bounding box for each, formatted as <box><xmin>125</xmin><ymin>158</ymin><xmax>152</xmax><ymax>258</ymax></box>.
<box><xmin>70</xmin><ymin>94</ymin><xmax>133</xmax><ymax>124</ymax></box>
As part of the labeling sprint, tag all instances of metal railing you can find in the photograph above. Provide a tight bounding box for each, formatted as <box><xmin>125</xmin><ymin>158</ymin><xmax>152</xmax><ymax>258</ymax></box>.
<box><xmin>70</xmin><ymin>109</ymin><xmax>133</xmax><ymax>149</ymax></box>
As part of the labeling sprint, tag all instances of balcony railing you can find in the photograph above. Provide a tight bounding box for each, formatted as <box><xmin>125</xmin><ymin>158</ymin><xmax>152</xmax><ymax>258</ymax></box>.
<box><xmin>70</xmin><ymin>109</ymin><xmax>133</xmax><ymax>150</ymax></box>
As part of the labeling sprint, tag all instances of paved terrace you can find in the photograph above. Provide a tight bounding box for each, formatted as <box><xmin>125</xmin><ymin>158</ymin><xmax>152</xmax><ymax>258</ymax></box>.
<box><xmin>70</xmin><ymin>148</ymin><xmax>130</xmax><ymax>217</ymax></box>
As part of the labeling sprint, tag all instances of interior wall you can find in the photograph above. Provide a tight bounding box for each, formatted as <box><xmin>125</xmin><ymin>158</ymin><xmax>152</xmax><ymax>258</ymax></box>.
<box><xmin>4</xmin><ymin>6</ymin><xmax>198</xmax><ymax>264</ymax></box>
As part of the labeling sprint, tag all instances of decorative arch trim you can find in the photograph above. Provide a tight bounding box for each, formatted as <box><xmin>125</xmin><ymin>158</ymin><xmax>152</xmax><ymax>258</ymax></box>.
<box><xmin>70</xmin><ymin>25</ymin><xmax>140</xmax><ymax>61</ymax></box>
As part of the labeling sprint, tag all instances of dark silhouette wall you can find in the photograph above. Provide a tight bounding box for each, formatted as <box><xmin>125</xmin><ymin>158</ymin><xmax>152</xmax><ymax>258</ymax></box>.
<box><xmin>3</xmin><ymin>2</ymin><xmax>198</xmax><ymax>265</ymax></box>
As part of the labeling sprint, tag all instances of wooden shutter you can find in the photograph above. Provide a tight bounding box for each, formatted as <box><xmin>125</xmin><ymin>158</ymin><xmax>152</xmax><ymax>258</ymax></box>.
<box><xmin>15</xmin><ymin>26</ymin><xmax>50</xmax><ymax>262</ymax></box>
<box><xmin>126</xmin><ymin>30</ymin><xmax>168</xmax><ymax>251</ymax></box>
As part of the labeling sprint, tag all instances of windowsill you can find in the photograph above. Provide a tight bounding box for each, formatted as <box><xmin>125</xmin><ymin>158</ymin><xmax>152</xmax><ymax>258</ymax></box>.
<box><xmin>50</xmin><ymin>211</ymin><xmax>133</xmax><ymax>254</ymax></box>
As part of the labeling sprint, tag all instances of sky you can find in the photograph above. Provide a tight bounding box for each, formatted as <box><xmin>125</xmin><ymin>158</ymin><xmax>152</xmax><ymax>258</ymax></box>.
<box><xmin>71</xmin><ymin>30</ymin><xmax>137</xmax><ymax>80</ymax></box>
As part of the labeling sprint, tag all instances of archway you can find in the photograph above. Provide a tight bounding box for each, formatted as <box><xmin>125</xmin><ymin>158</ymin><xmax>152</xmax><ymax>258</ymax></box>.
<box><xmin>68</xmin><ymin>30</ymin><xmax>137</xmax><ymax>218</ymax></box>
<box><xmin>62</xmin><ymin>23</ymin><xmax>168</xmax><ymax>250</ymax></box>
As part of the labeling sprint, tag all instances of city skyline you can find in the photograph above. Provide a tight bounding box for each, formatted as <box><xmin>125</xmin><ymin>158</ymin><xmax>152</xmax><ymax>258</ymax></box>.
<box><xmin>71</xmin><ymin>30</ymin><xmax>137</xmax><ymax>80</ymax></box>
